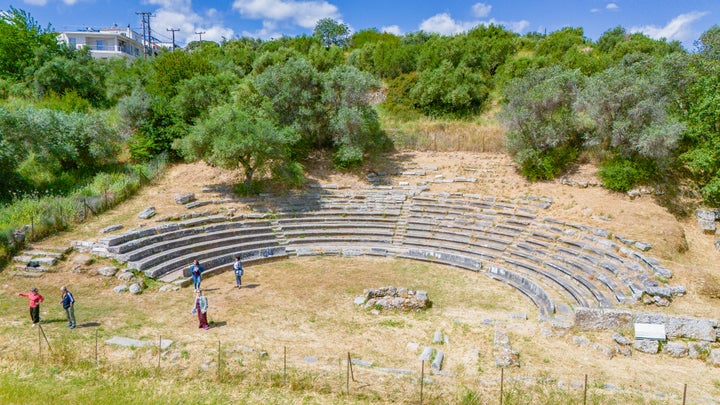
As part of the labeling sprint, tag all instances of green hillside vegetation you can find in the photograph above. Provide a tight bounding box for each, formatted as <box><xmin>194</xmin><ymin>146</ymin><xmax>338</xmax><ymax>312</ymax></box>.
<box><xmin>1</xmin><ymin>7</ymin><xmax>720</xmax><ymax>264</ymax></box>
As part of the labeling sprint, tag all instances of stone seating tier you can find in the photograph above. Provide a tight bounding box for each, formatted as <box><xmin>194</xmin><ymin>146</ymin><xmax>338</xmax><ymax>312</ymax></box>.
<box><xmin>115</xmin><ymin>223</ymin><xmax>274</xmax><ymax>261</ymax></box>
<box><xmin>143</xmin><ymin>241</ymin><xmax>283</xmax><ymax>278</ymax></box>
<box><xmin>126</xmin><ymin>231</ymin><xmax>278</xmax><ymax>270</ymax></box>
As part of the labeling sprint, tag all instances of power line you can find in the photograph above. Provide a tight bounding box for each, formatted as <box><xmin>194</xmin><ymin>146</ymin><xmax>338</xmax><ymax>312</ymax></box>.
<box><xmin>167</xmin><ymin>28</ymin><xmax>180</xmax><ymax>50</ymax></box>
<box><xmin>135</xmin><ymin>11</ymin><xmax>153</xmax><ymax>58</ymax></box>
<box><xmin>195</xmin><ymin>31</ymin><xmax>206</xmax><ymax>42</ymax></box>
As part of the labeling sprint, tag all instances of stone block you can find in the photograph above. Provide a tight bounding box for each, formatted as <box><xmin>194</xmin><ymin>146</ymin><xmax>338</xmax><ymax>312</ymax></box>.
<box><xmin>662</xmin><ymin>341</ymin><xmax>688</xmax><ymax>358</ymax></box>
<box><xmin>431</xmin><ymin>350</ymin><xmax>444</xmax><ymax>370</ymax></box>
<box><xmin>174</xmin><ymin>192</ymin><xmax>196</xmax><ymax>204</ymax></box>
<box><xmin>574</xmin><ymin>308</ymin><xmax>633</xmax><ymax>330</ymax></box>
<box><xmin>100</xmin><ymin>224</ymin><xmax>123</xmax><ymax>234</ymax></box>
<box><xmin>419</xmin><ymin>346</ymin><xmax>433</xmax><ymax>361</ymax></box>
<box><xmin>137</xmin><ymin>206</ymin><xmax>156</xmax><ymax>219</ymax></box>
<box><xmin>632</xmin><ymin>339</ymin><xmax>659</xmax><ymax>354</ymax></box>
<box><xmin>98</xmin><ymin>266</ymin><xmax>119</xmax><ymax>277</ymax></box>
<box><xmin>710</xmin><ymin>349</ymin><xmax>720</xmax><ymax>367</ymax></box>
<box><xmin>612</xmin><ymin>333</ymin><xmax>631</xmax><ymax>346</ymax></box>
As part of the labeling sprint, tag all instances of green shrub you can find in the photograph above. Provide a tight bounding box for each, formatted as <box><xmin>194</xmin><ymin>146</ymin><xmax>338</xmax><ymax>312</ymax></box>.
<box><xmin>701</xmin><ymin>176</ymin><xmax>720</xmax><ymax>206</ymax></box>
<box><xmin>598</xmin><ymin>157</ymin><xmax>655</xmax><ymax>192</ymax></box>
<box><xmin>517</xmin><ymin>146</ymin><xmax>579</xmax><ymax>181</ymax></box>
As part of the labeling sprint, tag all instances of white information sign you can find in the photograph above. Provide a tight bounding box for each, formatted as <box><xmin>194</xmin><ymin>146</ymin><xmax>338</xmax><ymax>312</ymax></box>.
<box><xmin>634</xmin><ymin>323</ymin><xmax>666</xmax><ymax>341</ymax></box>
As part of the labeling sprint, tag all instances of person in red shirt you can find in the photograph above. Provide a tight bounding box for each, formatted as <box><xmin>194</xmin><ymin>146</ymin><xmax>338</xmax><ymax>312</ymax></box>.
<box><xmin>18</xmin><ymin>287</ymin><xmax>44</xmax><ymax>326</ymax></box>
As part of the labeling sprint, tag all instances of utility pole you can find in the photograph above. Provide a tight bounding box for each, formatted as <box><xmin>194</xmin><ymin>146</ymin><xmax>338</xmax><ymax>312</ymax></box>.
<box><xmin>135</xmin><ymin>11</ymin><xmax>153</xmax><ymax>57</ymax></box>
<box><xmin>167</xmin><ymin>28</ymin><xmax>180</xmax><ymax>50</ymax></box>
<box><xmin>195</xmin><ymin>31</ymin><xmax>205</xmax><ymax>42</ymax></box>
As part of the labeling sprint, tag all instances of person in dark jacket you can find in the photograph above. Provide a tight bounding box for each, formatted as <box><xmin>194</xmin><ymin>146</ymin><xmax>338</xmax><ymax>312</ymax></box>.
<box><xmin>61</xmin><ymin>286</ymin><xmax>76</xmax><ymax>329</ymax></box>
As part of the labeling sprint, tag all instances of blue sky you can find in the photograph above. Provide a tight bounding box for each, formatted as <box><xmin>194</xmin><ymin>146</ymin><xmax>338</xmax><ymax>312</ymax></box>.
<box><xmin>3</xmin><ymin>0</ymin><xmax>718</xmax><ymax>50</ymax></box>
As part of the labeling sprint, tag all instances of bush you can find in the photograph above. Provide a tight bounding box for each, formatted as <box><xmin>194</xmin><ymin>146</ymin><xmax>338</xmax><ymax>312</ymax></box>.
<box><xmin>598</xmin><ymin>157</ymin><xmax>656</xmax><ymax>192</ymax></box>
<box><xmin>701</xmin><ymin>176</ymin><xmax>720</xmax><ymax>206</ymax></box>
<box><xmin>517</xmin><ymin>146</ymin><xmax>579</xmax><ymax>181</ymax></box>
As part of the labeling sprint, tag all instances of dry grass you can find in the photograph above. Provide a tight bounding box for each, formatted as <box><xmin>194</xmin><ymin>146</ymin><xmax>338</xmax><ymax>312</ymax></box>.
<box><xmin>1</xmin><ymin>151</ymin><xmax>720</xmax><ymax>403</ymax></box>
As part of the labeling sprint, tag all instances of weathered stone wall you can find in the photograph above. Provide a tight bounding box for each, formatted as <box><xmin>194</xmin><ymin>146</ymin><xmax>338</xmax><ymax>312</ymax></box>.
<box><xmin>574</xmin><ymin>307</ymin><xmax>719</xmax><ymax>342</ymax></box>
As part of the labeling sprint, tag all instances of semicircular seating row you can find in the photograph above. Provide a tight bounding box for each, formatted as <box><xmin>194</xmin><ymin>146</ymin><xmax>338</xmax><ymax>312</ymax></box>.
<box><xmin>97</xmin><ymin>188</ymin><xmax>671</xmax><ymax>319</ymax></box>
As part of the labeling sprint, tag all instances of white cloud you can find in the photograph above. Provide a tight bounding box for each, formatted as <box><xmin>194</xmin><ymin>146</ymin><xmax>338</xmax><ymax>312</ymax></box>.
<box><xmin>22</xmin><ymin>0</ymin><xmax>48</xmax><ymax>5</ymax></box>
<box><xmin>241</xmin><ymin>20</ymin><xmax>284</xmax><ymax>40</ymax></box>
<box><xmin>630</xmin><ymin>11</ymin><xmax>708</xmax><ymax>42</ymax></box>
<box><xmin>471</xmin><ymin>2</ymin><xmax>492</xmax><ymax>18</ymax></box>
<box><xmin>233</xmin><ymin>0</ymin><xmax>340</xmax><ymax>29</ymax></box>
<box><xmin>590</xmin><ymin>8</ymin><xmax>600</xmax><ymax>13</ymax></box>
<box><xmin>419</xmin><ymin>13</ymin><xmax>529</xmax><ymax>35</ymax></box>
<box><xmin>381</xmin><ymin>25</ymin><xmax>402</xmax><ymax>36</ymax></box>
<box><xmin>146</xmin><ymin>0</ymin><xmax>235</xmax><ymax>44</ymax></box>
<box><xmin>606</xmin><ymin>3</ymin><xmax>618</xmax><ymax>10</ymax></box>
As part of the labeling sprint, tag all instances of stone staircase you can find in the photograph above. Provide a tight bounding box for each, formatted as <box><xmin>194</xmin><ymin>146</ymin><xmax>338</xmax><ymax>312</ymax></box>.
<box><xmin>10</xmin><ymin>245</ymin><xmax>71</xmax><ymax>278</ymax></box>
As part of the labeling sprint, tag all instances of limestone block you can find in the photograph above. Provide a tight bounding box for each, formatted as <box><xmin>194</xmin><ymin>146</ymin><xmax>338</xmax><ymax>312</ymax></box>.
<box><xmin>129</xmin><ymin>283</ymin><xmax>142</xmax><ymax>294</ymax></box>
<box><xmin>174</xmin><ymin>192</ymin><xmax>196</xmax><ymax>204</ymax></box>
<box><xmin>662</xmin><ymin>341</ymin><xmax>688</xmax><ymax>358</ymax></box>
<box><xmin>97</xmin><ymin>266</ymin><xmax>119</xmax><ymax>277</ymax></box>
<box><xmin>99</xmin><ymin>224</ymin><xmax>123</xmax><ymax>234</ymax></box>
<box><xmin>632</xmin><ymin>340</ymin><xmax>659</xmax><ymax>354</ymax></box>
<box><xmin>137</xmin><ymin>206</ymin><xmax>156</xmax><ymax>219</ymax></box>
<box><xmin>574</xmin><ymin>308</ymin><xmax>633</xmax><ymax>330</ymax></box>
<box><xmin>612</xmin><ymin>333</ymin><xmax>631</xmax><ymax>346</ymax></box>
<box><xmin>431</xmin><ymin>351</ymin><xmax>444</xmax><ymax>370</ymax></box>
<box><xmin>113</xmin><ymin>285</ymin><xmax>128</xmax><ymax>293</ymax></box>
<box><xmin>709</xmin><ymin>349</ymin><xmax>720</xmax><ymax>367</ymax></box>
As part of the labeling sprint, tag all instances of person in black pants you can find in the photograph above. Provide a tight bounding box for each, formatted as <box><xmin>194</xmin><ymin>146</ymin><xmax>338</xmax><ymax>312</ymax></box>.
<box><xmin>18</xmin><ymin>287</ymin><xmax>44</xmax><ymax>326</ymax></box>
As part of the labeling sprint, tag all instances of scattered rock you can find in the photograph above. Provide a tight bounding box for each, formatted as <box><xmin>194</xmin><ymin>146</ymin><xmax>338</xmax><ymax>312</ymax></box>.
<box><xmin>572</xmin><ymin>335</ymin><xmax>590</xmax><ymax>346</ymax></box>
<box><xmin>362</xmin><ymin>286</ymin><xmax>428</xmax><ymax>311</ymax></box>
<box><xmin>99</xmin><ymin>224</ymin><xmax>123</xmax><ymax>234</ymax></box>
<box><xmin>97</xmin><ymin>266</ymin><xmax>119</xmax><ymax>277</ymax></box>
<box><xmin>431</xmin><ymin>350</ymin><xmax>444</xmax><ymax>370</ymax></box>
<box><xmin>159</xmin><ymin>285</ymin><xmax>180</xmax><ymax>292</ymax></box>
<box><xmin>612</xmin><ymin>333</ymin><xmax>631</xmax><ymax>346</ymax></box>
<box><xmin>72</xmin><ymin>254</ymin><xmax>94</xmax><ymax>266</ymax></box>
<box><xmin>117</xmin><ymin>271</ymin><xmax>136</xmax><ymax>281</ymax></box>
<box><xmin>697</xmin><ymin>209</ymin><xmax>717</xmax><ymax>233</ymax></box>
<box><xmin>433</xmin><ymin>331</ymin><xmax>443</xmax><ymax>344</ymax></box>
<box><xmin>113</xmin><ymin>285</ymin><xmax>128</xmax><ymax>293</ymax></box>
<box><xmin>129</xmin><ymin>283</ymin><xmax>142</xmax><ymax>294</ymax></box>
<box><xmin>634</xmin><ymin>241</ymin><xmax>652</xmax><ymax>251</ymax></box>
<box><xmin>137</xmin><ymin>207</ymin><xmax>156</xmax><ymax>219</ymax></box>
<box><xmin>174</xmin><ymin>192</ymin><xmax>196</xmax><ymax>204</ymax></box>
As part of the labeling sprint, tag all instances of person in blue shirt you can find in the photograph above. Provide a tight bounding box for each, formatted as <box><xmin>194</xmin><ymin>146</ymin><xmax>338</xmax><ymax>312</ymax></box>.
<box><xmin>60</xmin><ymin>286</ymin><xmax>76</xmax><ymax>329</ymax></box>
<box><xmin>232</xmin><ymin>256</ymin><xmax>244</xmax><ymax>288</ymax></box>
<box><xmin>189</xmin><ymin>259</ymin><xmax>204</xmax><ymax>290</ymax></box>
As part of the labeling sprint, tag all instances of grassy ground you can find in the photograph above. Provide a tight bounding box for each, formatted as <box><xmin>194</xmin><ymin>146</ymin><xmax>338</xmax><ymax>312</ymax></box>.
<box><xmin>1</xmin><ymin>152</ymin><xmax>720</xmax><ymax>404</ymax></box>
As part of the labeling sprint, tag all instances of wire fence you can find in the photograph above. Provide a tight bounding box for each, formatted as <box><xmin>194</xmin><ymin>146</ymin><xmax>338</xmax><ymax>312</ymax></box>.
<box><xmin>23</xmin><ymin>324</ymin><xmax>704</xmax><ymax>404</ymax></box>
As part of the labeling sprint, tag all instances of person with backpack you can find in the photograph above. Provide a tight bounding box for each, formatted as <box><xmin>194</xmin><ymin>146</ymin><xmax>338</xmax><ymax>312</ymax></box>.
<box><xmin>189</xmin><ymin>259</ymin><xmax>204</xmax><ymax>291</ymax></box>
<box><xmin>232</xmin><ymin>256</ymin><xmax>244</xmax><ymax>288</ymax></box>
<box><xmin>60</xmin><ymin>286</ymin><xmax>76</xmax><ymax>329</ymax></box>
<box><xmin>17</xmin><ymin>287</ymin><xmax>44</xmax><ymax>326</ymax></box>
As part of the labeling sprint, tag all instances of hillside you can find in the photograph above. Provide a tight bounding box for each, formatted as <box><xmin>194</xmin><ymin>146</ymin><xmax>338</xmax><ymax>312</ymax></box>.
<box><xmin>1</xmin><ymin>151</ymin><xmax>719</xmax><ymax>404</ymax></box>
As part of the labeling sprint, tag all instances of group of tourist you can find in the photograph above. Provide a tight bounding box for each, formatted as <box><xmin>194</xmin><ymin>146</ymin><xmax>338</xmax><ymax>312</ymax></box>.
<box><xmin>188</xmin><ymin>256</ymin><xmax>244</xmax><ymax>330</ymax></box>
<box><xmin>16</xmin><ymin>285</ymin><xmax>76</xmax><ymax>329</ymax></box>
<box><xmin>16</xmin><ymin>256</ymin><xmax>245</xmax><ymax>331</ymax></box>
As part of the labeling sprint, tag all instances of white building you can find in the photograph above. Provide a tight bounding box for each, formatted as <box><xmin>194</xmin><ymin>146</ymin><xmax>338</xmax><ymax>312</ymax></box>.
<box><xmin>58</xmin><ymin>26</ymin><xmax>146</xmax><ymax>59</ymax></box>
